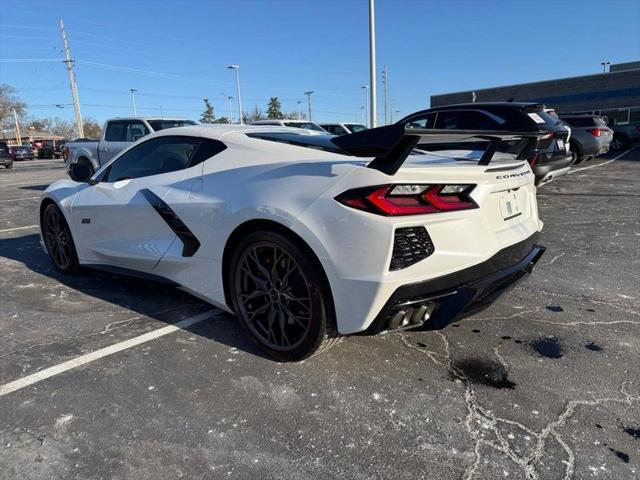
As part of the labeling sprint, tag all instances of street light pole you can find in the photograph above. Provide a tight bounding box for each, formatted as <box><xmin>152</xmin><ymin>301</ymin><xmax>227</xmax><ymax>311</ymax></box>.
<box><xmin>221</xmin><ymin>93</ymin><xmax>233</xmax><ymax>123</ymax></box>
<box><xmin>130</xmin><ymin>88</ymin><xmax>138</xmax><ymax>116</ymax></box>
<box><xmin>361</xmin><ymin>85</ymin><xmax>369</xmax><ymax>128</ymax></box>
<box><xmin>304</xmin><ymin>91</ymin><xmax>314</xmax><ymax>121</ymax></box>
<box><xmin>368</xmin><ymin>0</ymin><xmax>377</xmax><ymax>128</ymax></box>
<box><xmin>227</xmin><ymin>65</ymin><xmax>243</xmax><ymax>124</ymax></box>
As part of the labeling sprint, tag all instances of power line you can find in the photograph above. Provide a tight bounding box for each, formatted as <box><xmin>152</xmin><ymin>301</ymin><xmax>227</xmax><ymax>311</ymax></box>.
<box><xmin>0</xmin><ymin>58</ymin><xmax>63</xmax><ymax>62</ymax></box>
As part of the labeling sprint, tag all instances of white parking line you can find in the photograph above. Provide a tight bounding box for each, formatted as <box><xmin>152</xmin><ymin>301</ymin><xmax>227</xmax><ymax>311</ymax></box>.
<box><xmin>0</xmin><ymin>309</ymin><xmax>216</xmax><ymax>397</ymax></box>
<box><xmin>568</xmin><ymin>149</ymin><xmax>631</xmax><ymax>174</ymax></box>
<box><xmin>0</xmin><ymin>196</ymin><xmax>42</xmax><ymax>202</ymax></box>
<box><xmin>0</xmin><ymin>225</ymin><xmax>38</xmax><ymax>233</ymax></box>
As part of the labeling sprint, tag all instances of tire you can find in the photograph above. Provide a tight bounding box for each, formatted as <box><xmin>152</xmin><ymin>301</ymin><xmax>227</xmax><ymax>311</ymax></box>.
<box><xmin>610</xmin><ymin>134</ymin><xmax>630</xmax><ymax>151</ymax></box>
<box><xmin>77</xmin><ymin>157</ymin><xmax>95</xmax><ymax>174</ymax></box>
<box><xmin>229</xmin><ymin>230</ymin><xmax>340</xmax><ymax>361</ymax></box>
<box><xmin>569</xmin><ymin>141</ymin><xmax>583</xmax><ymax>165</ymax></box>
<box><xmin>5</xmin><ymin>162</ymin><xmax>12</xmax><ymax>169</ymax></box>
<box><xmin>42</xmin><ymin>203</ymin><xmax>79</xmax><ymax>274</ymax></box>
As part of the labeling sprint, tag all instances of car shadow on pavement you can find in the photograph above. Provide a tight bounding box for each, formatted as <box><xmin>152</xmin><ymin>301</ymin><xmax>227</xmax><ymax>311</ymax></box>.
<box><xmin>0</xmin><ymin>233</ymin><xmax>270</xmax><ymax>359</ymax></box>
<box><xmin>18</xmin><ymin>184</ymin><xmax>49</xmax><ymax>191</ymax></box>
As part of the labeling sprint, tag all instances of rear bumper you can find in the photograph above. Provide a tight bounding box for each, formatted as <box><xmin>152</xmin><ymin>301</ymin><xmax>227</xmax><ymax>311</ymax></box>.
<box><xmin>532</xmin><ymin>154</ymin><xmax>572</xmax><ymax>185</ymax></box>
<box><xmin>366</xmin><ymin>234</ymin><xmax>545</xmax><ymax>333</ymax></box>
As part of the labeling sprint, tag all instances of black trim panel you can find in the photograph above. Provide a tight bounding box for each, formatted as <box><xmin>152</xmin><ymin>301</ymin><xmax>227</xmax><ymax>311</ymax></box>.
<box><xmin>366</xmin><ymin>234</ymin><xmax>545</xmax><ymax>334</ymax></box>
<box><xmin>87</xmin><ymin>264</ymin><xmax>180</xmax><ymax>286</ymax></box>
<box><xmin>140</xmin><ymin>189</ymin><xmax>201</xmax><ymax>257</ymax></box>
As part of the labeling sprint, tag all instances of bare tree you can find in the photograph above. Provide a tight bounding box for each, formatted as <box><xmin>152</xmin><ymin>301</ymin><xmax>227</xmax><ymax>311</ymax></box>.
<box><xmin>0</xmin><ymin>84</ymin><xmax>26</xmax><ymax>129</ymax></box>
<box><xmin>82</xmin><ymin>118</ymin><xmax>102</xmax><ymax>139</ymax></box>
<box><xmin>243</xmin><ymin>105</ymin><xmax>265</xmax><ymax>123</ymax></box>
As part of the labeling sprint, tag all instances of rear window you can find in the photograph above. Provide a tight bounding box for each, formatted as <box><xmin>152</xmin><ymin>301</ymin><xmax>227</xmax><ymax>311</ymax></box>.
<box><xmin>525</xmin><ymin>110</ymin><xmax>561</xmax><ymax>127</ymax></box>
<box><xmin>283</xmin><ymin>122</ymin><xmax>325</xmax><ymax>132</ymax></box>
<box><xmin>345</xmin><ymin>124</ymin><xmax>368</xmax><ymax>133</ymax></box>
<box><xmin>147</xmin><ymin>120</ymin><xmax>197</xmax><ymax>131</ymax></box>
<box><xmin>563</xmin><ymin>117</ymin><xmax>598</xmax><ymax>127</ymax></box>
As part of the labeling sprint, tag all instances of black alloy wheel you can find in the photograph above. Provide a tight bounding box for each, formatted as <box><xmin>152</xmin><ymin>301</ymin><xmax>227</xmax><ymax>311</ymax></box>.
<box><xmin>229</xmin><ymin>230</ymin><xmax>340</xmax><ymax>361</ymax></box>
<box><xmin>42</xmin><ymin>203</ymin><xmax>79</xmax><ymax>273</ymax></box>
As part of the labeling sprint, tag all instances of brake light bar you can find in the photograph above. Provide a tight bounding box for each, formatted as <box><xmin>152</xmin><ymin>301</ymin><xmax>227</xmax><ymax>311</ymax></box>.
<box><xmin>587</xmin><ymin>128</ymin><xmax>601</xmax><ymax>137</ymax></box>
<box><xmin>336</xmin><ymin>184</ymin><xmax>477</xmax><ymax>216</ymax></box>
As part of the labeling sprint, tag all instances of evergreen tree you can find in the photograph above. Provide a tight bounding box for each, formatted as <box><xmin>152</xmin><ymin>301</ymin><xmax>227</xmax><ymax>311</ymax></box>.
<box><xmin>200</xmin><ymin>98</ymin><xmax>215</xmax><ymax>123</ymax></box>
<box><xmin>266</xmin><ymin>97</ymin><xmax>283</xmax><ymax>119</ymax></box>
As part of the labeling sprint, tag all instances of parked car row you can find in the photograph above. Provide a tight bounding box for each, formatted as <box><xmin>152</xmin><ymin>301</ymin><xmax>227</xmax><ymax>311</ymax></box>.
<box><xmin>62</xmin><ymin>102</ymin><xmax>620</xmax><ymax>189</ymax></box>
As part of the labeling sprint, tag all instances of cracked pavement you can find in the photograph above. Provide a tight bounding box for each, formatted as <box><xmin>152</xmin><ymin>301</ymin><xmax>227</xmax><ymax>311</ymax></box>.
<box><xmin>1</xmin><ymin>152</ymin><xmax>639</xmax><ymax>479</ymax></box>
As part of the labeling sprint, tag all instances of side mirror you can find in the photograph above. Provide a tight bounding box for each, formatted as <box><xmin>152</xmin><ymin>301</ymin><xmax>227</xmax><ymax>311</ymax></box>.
<box><xmin>68</xmin><ymin>163</ymin><xmax>93</xmax><ymax>183</ymax></box>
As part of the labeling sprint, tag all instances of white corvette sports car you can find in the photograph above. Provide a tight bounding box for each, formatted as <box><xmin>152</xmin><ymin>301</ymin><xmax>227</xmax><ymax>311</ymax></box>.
<box><xmin>39</xmin><ymin>124</ymin><xmax>545</xmax><ymax>360</ymax></box>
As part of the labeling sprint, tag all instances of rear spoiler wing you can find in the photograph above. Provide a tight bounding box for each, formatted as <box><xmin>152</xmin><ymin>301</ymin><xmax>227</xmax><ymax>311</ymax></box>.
<box><xmin>331</xmin><ymin>123</ymin><xmax>545</xmax><ymax>175</ymax></box>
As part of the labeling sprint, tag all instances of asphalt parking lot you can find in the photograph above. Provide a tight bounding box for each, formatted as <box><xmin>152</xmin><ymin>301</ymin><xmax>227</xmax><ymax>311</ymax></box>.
<box><xmin>1</xmin><ymin>152</ymin><xmax>639</xmax><ymax>480</ymax></box>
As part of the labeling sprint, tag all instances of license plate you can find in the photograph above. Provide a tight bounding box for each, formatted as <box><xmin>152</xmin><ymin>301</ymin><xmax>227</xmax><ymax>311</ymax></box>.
<box><xmin>556</xmin><ymin>139</ymin><xmax>565</xmax><ymax>150</ymax></box>
<box><xmin>500</xmin><ymin>192</ymin><xmax>520</xmax><ymax>220</ymax></box>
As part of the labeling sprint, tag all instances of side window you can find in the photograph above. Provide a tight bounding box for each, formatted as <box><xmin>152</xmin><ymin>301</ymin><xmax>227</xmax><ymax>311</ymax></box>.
<box><xmin>470</xmin><ymin>112</ymin><xmax>501</xmax><ymax>129</ymax></box>
<box><xmin>104</xmin><ymin>121</ymin><xmax>128</xmax><ymax>142</ymax></box>
<box><xmin>406</xmin><ymin>113</ymin><xmax>436</xmax><ymax>129</ymax></box>
<box><xmin>434</xmin><ymin>111</ymin><xmax>474</xmax><ymax>129</ymax></box>
<box><xmin>126</xmin><ymin>121</ymin><xmax>150</xmax><ymax>142</ymax></box>
<box><xmin>103</xmin><ymin>136</ymin><xmax>225</xmax><ymax>182</ymax></box>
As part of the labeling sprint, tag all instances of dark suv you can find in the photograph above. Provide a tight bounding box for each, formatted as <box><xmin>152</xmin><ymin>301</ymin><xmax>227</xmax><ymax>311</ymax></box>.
<box><xmin>397</xmin><ymin>102</ymin><xmax>573</xmax><ymax>186</ymax></box>
<box><xmin>0</xmin><ymin>141</ymin><xmax>14</xmax><ymax>169</ymax></box>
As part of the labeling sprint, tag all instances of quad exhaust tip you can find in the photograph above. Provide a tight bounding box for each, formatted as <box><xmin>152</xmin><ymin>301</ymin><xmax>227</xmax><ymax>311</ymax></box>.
<box><xmin>386</xmin><ymin>302</ymin><xmax>436</xmax><ymax>332</ymax></box>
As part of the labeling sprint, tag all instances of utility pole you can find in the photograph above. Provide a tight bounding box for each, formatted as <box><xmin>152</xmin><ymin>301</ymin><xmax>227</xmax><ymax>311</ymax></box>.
<box><xmin>368</xmin><ymin>0</ymin><xmax>377</xmax><ymax>128</ymax></box>
<box><xmin>130</xmin><ymin>88</ymin><xmax>138</xmax><ymax>116</ymax></box>
<box><xmin>382</xmin><ymin>65</ymin><xmax>389</xmax><ymax>125</ymax></box>
<box><xmin>60</xmin><ymin>18</ymin><xmax>84</xmax><ymax>138</ymax></box>
<box><xmin>304</xmin><ymin>91</ymin><xmax>314</xmax><ymax>121</ymax></box>
<box><xmin>12</xmin><ymin>108</ymin><xmax>22</xmax><ymax>146</ymax></box>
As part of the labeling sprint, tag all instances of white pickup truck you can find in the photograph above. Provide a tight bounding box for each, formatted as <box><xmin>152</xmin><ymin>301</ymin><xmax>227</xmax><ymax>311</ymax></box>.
<box><xmin>64</xmin><ymin>117</ymin><xmax>197</xmax><ymax>172</ymax></box>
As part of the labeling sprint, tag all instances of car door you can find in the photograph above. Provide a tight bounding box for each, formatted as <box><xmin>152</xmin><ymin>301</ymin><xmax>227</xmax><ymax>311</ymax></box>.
<box><xmin>71</xmin><ymin>135</ymin><xmax>213</xmax><ymax>271</ymax></box>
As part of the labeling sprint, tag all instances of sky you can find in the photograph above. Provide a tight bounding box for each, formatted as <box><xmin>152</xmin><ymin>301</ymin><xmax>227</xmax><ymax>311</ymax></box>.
<box><xmin>1</xmin><ymin>0</ymin><xmax>639</xmax><ymax>127</ymax></box>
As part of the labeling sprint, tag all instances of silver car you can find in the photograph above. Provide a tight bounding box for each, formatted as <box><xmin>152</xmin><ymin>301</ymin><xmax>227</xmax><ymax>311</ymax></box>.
<box><xmin>561</xmin><ymin>115</ymin><xmax>613</xmax><ymax>164</ymax></box>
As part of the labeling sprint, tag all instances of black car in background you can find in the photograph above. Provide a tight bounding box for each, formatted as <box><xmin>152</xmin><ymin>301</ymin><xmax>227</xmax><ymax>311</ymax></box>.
<box><xmin>8</xmin><ymin>145</ymin><xmax>34</xmax><ymax>161</ymax></box>
<box><xmin>0</xmin><ymin>141</ymin><xmax>14</xmax><ymax>169</ymax></box>
<box><xmin>39</xmin><ymin>139</ymin><xmax>66</xmax><ymax>159</ymax></box>
<box><xmin>397</xmin><ymin>102</ymin><xmax>573</xmax><ymax>186</ymax></box>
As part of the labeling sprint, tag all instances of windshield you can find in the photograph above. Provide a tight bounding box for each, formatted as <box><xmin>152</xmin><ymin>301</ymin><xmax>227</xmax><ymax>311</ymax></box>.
<box><xmin>345</xmin><ymin>124</ymin><xmax>368</xmax><ymax>133</ymax></box>
<box><xmin>147</xmin><ymin>120</ymin><xmax>197</xmax><ymax>131</ymax></box>
<box><xmin>283</xmin><ymin>121</ymin><xmax>325</xmax><ymax>132</ymax></box>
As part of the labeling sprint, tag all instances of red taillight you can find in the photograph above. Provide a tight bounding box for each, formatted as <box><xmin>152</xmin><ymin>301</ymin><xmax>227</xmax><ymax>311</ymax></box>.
<box><xmin>336</xmin><ymin>184</ymin><xmax>477</xmax><ymax>216</ymax></box>
<box><xmin>588</xmin><ymin>128</ymin><xmax>601</xmax><ymax>137</ymax></box>
<box><xmin>63</xmin><ymin>146</ymin><xmax>69</xmax><ymax>161</ymax></box>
